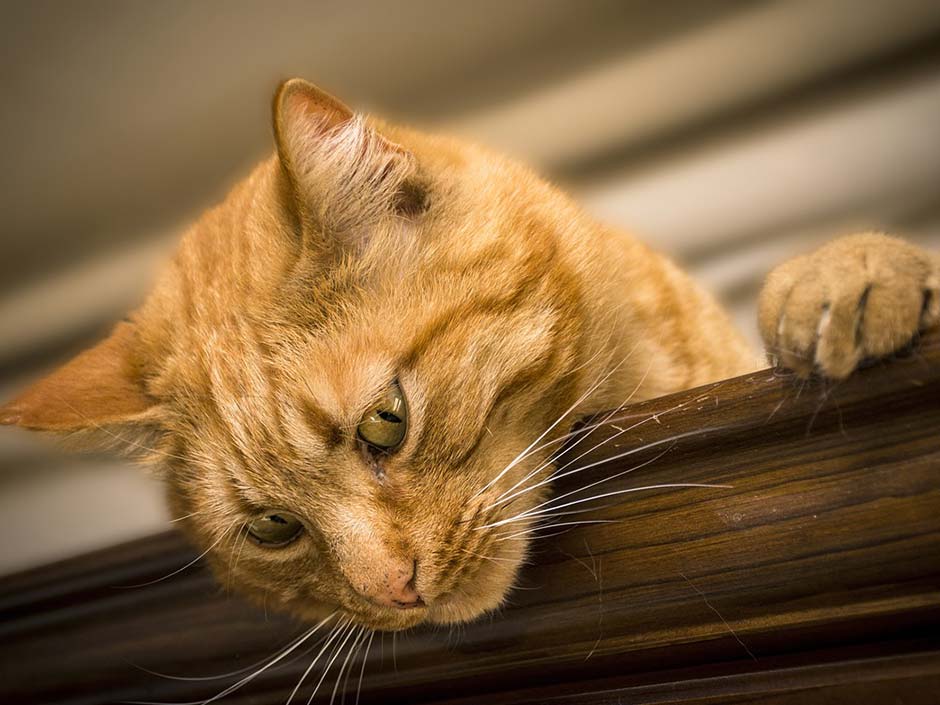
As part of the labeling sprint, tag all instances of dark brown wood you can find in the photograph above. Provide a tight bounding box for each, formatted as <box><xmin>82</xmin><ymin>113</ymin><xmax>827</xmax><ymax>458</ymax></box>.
<box><xmin>2</xmin><ymin>335</ymin><xmax>939</xmax><ymax>705</ymax></box>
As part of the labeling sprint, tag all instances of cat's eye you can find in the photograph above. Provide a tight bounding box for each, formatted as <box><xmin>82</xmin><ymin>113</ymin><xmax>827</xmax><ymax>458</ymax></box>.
<box><xmin>246</xmin><ymin>512</ymin><xmax>304</xmax><ymax>546</ymax></box>
<box><xmin>357</xmin><ymin>381</ymin><xmax>408</xmax><ymax>451</ymax></box>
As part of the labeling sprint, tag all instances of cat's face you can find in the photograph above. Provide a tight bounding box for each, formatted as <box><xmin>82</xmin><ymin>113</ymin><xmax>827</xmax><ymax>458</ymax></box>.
<box><xmin>1</xmin><ymin>80</ymin><xmax>597</xmax><ymax>631</ymax></box>
<box><xmin>172</xmin><ymin>290</ymin><xmax>582</xmax><ymax>631</ymax></box>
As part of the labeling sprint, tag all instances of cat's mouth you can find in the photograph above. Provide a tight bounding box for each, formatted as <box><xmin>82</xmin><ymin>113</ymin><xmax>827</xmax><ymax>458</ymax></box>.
<box><xmin>324</xmin><ymin>594</ymin><xmax>428</xmax><ymax>632</ymax></box>
<box><xmin>336</xmin><ymin>593</ymin><xmax>485</xmax><ymax>632</ymax></box>
<box><xmin>337</xmin><ymin>594</ymin><xmax>445</xmax><ymax>632</ymax></box>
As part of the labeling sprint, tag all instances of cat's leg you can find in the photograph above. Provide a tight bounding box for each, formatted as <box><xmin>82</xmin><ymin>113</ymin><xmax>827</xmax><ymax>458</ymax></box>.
<box><xmin>758</xmin><ymin>233</ymin><xmax>939</xmax><ymax>379</ymax></box>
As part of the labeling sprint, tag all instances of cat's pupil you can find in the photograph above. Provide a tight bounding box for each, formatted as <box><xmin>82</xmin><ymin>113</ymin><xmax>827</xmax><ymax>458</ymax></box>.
<box><xmin>377</xmin><ymin>411</ymin><xmax>401</xmax><ymax>423</ymax></box>
<box><xmin>268</xmin><ymin>514</ymin><xmax>287</xmax><ymax>524</ymax></box>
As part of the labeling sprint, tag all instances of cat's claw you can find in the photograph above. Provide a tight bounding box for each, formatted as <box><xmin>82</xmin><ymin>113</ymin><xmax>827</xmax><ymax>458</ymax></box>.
<box><xmin>758</xmin><ymin>233</ymin><xmax>939</xmax><ymax>380</ymax></box>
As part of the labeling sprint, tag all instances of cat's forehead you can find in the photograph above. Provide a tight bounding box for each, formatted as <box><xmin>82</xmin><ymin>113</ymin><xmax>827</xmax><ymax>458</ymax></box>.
<box><xmin>288</xmin><ymin>335</ymin><xmax>396</xmax><ymax>418</ymax></box>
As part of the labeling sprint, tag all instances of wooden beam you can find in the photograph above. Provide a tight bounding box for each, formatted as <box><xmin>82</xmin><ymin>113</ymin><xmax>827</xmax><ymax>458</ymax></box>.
<box><xmin>1</xmin><ymin>334</ymin><xmax>938</xmax><ymax>704</ymax></box>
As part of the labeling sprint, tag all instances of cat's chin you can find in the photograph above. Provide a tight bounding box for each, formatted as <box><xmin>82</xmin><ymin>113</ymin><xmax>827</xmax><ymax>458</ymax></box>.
<box><xmin>326</xmin><ymin>589</ymin><xmax>505</xmax><ymax>632</ymax></box>
<box><xmin>326</xmin><ymin>596</ymin><xmax>501</xmax><ymax>632</ymax></box>
<box><xmin>288</xmin><ymin>601</ymin><xmax>427</xmax><ymax>632</ymax></box>
<box><xmin>424</xmin><ymin>593</ymin><xmax>503</xmax><ymax>626</ymax></box>
<box><xmin>422</xmin><ymin>563</ymin><xmax>518</xmax><ymax>626</ymax></box>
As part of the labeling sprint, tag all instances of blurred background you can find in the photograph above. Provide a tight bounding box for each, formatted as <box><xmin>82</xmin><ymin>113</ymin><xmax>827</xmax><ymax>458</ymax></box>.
<box><xmin>1</xmin><ymin>0</ymin><xmax>939</xmax><ymax>575</ymax></box>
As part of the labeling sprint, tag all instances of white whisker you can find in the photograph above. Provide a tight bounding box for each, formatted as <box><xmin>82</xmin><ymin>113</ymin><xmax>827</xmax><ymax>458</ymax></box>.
<box><xmin>488</xmin><ymin>399</ymin><xmax>691</xmax><ymax>513</ymax></box>
<box><xmin>168</xmin><ymin>510</ymin><xmax>202</xmax><ymax>524</ymax></box>
<box><xmin>226</xmin><ymin>522</ymin><xmax>251</xmax><ymax>592</ymax></box>
<box><xmin>285</xmin><ymin>618</ymin><xmax>349</xmax><ymax>705</ymax></box>
<box><xmin>525</xmin><ymin>482</ymin><xmax>731</xmax><ymax>519</ymax></box>
<box><xmin>479</xmin><ymin>446</ymin><xmax>674</xmax><ymax>530</ymax></box>
<box><xmin>128</xmin><ymin>625</ymin><xmax>312</xmax><ymax>682</ymax></box>
<box><xmin>119</xmin><ymin>518</ymin><xmax>241</xmax><ymax>589</ymax></box>
<box><xmin>484</xmin><ymin>422</ymin><xmax>728</xmax><ymax>530</ymax></box>
<box><xmin>340</xmin><ymin>627</ymin><xmax>369</xmax><ymax>705</ymax></box>
<box><xmin>495</xmin><ymin>519</ymin><xmax>618</xmax><ymax>542</ymax></box>
<box><xmin>329</xmin><ymin>626</ymin><xmax>366</xmax><ymax>705</ymax></box>
<box><xmin>55</xmin><ymin>392</ymin><xmax>190</xmax><ymax>463</ymax></box>
<box><xmin>489</xmin><ymin>347</ymin><xmax>656</xmax><ymax>508</ymax></box>
<box><xmin>126</xmin><ymin>612</ymin><xmax>337</xmax><ymax>705</ymax></box>
<box><xmin>305</xmin><ymin>622</ymin><xmax>360</xmax><ymax>705</ymax></box>
<box><xmin>459</xmin><ymin>546</ymin><xmax>517</xmax><ymax>563</ymax></box>
<box><xmin>473</xmin><ymin>351</ymin><xmax>633</xmax><ymax>498</ymax></box>
<box><xmin>354</xmin><ymin>630</ymin><xmax>375</xmax><ymax>705</ymax></box>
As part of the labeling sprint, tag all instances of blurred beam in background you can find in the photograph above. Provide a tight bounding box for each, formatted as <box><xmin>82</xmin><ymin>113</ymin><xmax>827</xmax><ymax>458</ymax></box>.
<box><xmin>1</xmin><ymin>0</ymin><xmax>939</xmax><ymax>573</ymax></box>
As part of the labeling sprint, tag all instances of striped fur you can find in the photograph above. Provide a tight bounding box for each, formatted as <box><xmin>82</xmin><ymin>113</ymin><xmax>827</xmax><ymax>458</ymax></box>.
<box><xmin>3</xmin><ymin>79</ymin><xmax>934</xmax><ymax>632</ymax></box>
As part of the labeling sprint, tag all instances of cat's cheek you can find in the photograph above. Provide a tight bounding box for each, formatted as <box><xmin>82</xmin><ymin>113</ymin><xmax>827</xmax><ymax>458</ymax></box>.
<box><xmin>427</xmin><ymin>544</ymin><xmax>527</xmax><ymax>625</ymax></box>
<box><xmin>427</xmin><ymin>585</ymin><xmax>509</xmax><ymax>625</ymax></box>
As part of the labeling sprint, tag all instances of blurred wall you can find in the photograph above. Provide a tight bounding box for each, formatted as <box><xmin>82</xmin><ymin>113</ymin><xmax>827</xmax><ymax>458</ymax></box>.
<box><xmin>2</xmin><ymin>0</ymin><xmax>939</xmax><ymax>574</ymax></box>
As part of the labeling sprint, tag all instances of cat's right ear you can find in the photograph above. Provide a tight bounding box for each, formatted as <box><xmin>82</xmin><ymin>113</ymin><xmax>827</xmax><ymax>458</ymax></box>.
<box><xmin>272</xmin><ymin>79</ymin><xmax>419</xmax><ymax>245</ymax></box>
<box><xmin>0</xmin><ymin>322</ymin><xmax>160</xmax><ymax>440</ymax></box>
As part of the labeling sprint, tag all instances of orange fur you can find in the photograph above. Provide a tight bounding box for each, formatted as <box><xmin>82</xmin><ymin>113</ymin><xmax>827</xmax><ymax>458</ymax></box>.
<box><xmin>2</xmin><ymin>80</ymin><xmax>936</xmax><ymax>630</ymax></box>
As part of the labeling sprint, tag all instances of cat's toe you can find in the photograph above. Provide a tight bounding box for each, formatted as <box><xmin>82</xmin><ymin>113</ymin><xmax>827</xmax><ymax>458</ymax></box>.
<box><xmin>813</xmin><ymin>280</ymin><xmax>925</xmax><ymax>379</ymax></box>
<box><xmin>771</xmin><ymin>269</ymin><xmax>827</xmax><ymax>377</ymax></box>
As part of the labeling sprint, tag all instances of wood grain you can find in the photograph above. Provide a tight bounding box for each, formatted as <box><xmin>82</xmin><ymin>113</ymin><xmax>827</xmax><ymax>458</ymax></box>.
<box><xmin>1</xmin><ymin>334</ymin><xmax>938</xmax><ymax>704</ymax></box>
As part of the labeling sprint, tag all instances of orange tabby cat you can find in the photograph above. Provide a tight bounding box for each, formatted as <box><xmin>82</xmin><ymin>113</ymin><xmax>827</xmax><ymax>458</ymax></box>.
<box><xmin>2</xmin><ymin>80</ymin><xmax>937</xmax><ymax>632</ymax></box>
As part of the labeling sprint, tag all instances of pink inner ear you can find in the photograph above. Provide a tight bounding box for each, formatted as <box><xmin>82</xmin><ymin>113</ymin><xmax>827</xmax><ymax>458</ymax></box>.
<box><xmin>277</xmin><ymin>79</ymin><xmax>409</xmax><ymax>164</ymax></box>
<box><xmin>280</xmin><ymin>80</ymin><xmax>355</xmax><ymax>143</ymax></box>
<box><xmin>273</xmin><ymin>79</ymin><xmax>417</xmax><ymax>238</ymax></box>
<box><xmin>287</xmin><ymin>91</ymin><xmax>349</xmax><ymax>130</ymax></box>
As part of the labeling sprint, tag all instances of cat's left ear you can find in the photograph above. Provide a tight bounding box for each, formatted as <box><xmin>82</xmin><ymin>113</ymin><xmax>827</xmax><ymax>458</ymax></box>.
<box><xmin>272</xmin><ymin>78</ymin><xmax>422</xmax><ymax>242</ymax></box>
<box><xmin>0</xmin><ymin>322</ymin><xmax>160</xmax><ymax>434</ymax></box>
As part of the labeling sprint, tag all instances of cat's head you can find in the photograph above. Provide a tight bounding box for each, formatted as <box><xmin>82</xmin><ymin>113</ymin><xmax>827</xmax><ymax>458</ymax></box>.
<box><xmin>1</xmin><ymin>80</ymin><xmax>607</xmax><ymax>631</ymax></box>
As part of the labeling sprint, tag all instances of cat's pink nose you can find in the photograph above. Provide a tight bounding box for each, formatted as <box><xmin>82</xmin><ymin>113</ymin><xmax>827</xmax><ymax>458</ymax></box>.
<box><xmin>367</xmin><ymin>559</ymin><xmax>424</xmax><ymax>610</ymax></box>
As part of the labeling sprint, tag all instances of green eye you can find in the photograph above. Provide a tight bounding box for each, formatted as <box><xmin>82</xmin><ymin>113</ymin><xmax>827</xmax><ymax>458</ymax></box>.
<box><xmin>357</xmin><ymin>381</ymin><xmax>408</xmax><ymax>451</ymax></box>
<box><xmin>247</xmin><ymin>512</ymin><xmax>304</xmax><ymax>546</ymax></box>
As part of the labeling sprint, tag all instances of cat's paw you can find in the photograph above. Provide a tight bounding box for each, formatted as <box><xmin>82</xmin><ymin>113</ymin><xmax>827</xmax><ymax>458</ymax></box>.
<box><xmin>758</xmin><ymin>233</ymin><xmax>939</xmax><ymax>379</ymax></box>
